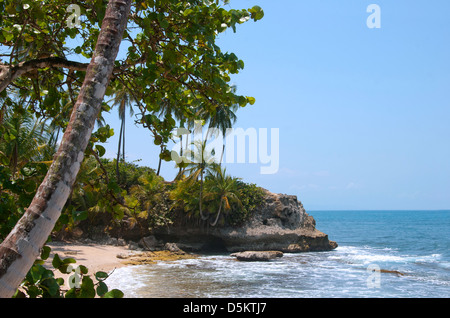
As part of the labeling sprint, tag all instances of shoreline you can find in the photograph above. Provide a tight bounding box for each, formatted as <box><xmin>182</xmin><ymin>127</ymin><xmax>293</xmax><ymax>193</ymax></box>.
<box><xmin>46</xmin><ymin>241</ymin><xmax>131</xmax><ymax>274</ymax></box>
<box><xmin>44</xmin><ymin>241</ymin><xmax>198</xmax><ymax>289</ymax></box>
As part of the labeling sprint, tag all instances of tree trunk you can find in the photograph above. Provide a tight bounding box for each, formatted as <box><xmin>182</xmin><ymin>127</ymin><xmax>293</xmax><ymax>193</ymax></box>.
<box><xmin>199</xmin><ymin>168</ymin><xmax>209</xmax><ymax>221</ymax></box>
<box><xmin>156</xmin><ymin>144</ymin><xmax>163</xmax><ymax>176</ymax></box>
<box><xmin>116</xmin><ymin>118</ymin><xmax>124</xmax><ymax>182</ymax></box>
<box><xmin>210</xmin><ymin>197</ymin><xmax>224</xmax><ymax>227</ymax></box>
<box><xmin>219</xmin><ymin>144</ymin><xmax>225</xmax><ymax>166</ymax></box>
<box><xmin>122</xmin><ymin>115</ymin><xmax>126</xmax><ymax>161</ymax></box>
<box><xmin>0</xmin><ymin>0</ymin><xmax>131</xmax><ymax>298</ymax></box>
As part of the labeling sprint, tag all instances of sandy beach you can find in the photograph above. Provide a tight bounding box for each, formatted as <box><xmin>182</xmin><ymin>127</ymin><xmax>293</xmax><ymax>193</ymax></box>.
<box><xmin>43</xmin><ymin>242</ymin><xmax>132</xmax><ymax>290</ymax></box>
<box><xmin>46</xmin><ymin>242</ymin><xmax>131</xmax><ymax>274</ymax></box>
<box><xmin>43</xmin><ymin>241</ymin><xmax>197</xmax><ymax>290</ymax></box>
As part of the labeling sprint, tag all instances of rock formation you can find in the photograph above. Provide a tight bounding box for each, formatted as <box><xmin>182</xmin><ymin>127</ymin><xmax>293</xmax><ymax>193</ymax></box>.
<box><xmin>231</xmin><ymin>251</ymin><xmax>283</xmax><ymax>262</ymax></box>
<box><xmin>152</xmin><ymin>189</ymin><xmax>338</xmax><ymax>253</ymax></box>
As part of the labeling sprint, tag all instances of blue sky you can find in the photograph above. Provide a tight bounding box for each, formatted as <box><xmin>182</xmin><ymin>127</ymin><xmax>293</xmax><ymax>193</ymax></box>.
<box><xmin>101</xmin><ymin>0</ymin><xmax>450</xmax><ymax>210</ymax></box>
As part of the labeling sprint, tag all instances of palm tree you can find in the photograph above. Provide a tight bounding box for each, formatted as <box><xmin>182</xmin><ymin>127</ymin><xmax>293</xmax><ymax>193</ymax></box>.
<box><xmin>202</xmin><ymin>85</ymin><xmax>239</xmax><ymax>165</ymax></box>
<box><xmin>0</xmin><ymin>107</ymin><xmax>55</xmax><ymax>177</ymax></box>
<box><xmin>184</xmin><ymin>140</ymin><xmax>216</xmax><ymax>221</ymax></box>
<box><xmin>156</xmin><ymin>96</ymin><xmax>192</xmax><ymax>177</ymax></box>
<box><xmin>109</xmin><ymin>88</ymin><xmax>135</xmax><ymax>182</ymax></box>
<box><xmin>204</xmin><ymin>165</ymin><xmax>243</xmax><ymax>226</ymax></box>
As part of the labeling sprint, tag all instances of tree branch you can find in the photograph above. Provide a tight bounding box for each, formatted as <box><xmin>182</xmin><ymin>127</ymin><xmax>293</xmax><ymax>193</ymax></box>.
<box><xmin>0</xmin><ymin>57</ymin><xmax>89</xmax><ymax>94</ymax></box>
<box><xmin>0</xmin><ymin>55</ymin><xmax>145</xmax><ymax>94</ymax></box>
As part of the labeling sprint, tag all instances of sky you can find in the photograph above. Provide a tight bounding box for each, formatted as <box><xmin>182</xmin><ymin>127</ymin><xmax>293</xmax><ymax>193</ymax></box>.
<box><xmin>100</xmin><ymin>0</ymin><xmax>450</xmax><ymax>211</ymax></box>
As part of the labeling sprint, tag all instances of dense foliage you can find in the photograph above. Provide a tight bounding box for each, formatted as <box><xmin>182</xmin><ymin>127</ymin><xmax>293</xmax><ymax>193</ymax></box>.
<box><xmin>14</xmin><ymin>246</ymin><xmax>124</xmax><ymax>298</ymax></box>
<box><xmin>56</xmin><ymin>158</ymin><xmax>266</xmax><ymax>235</ymax></box>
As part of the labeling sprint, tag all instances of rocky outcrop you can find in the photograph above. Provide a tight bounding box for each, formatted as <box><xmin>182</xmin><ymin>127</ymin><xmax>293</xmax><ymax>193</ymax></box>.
<box><xmin>231</xmin><ymin>251</ymin><xmax>283</xmax><ymax>262</ymax></box>
<box><xmin>152</xmin><ymin>189</ymin><xmax>337</xmax><ymax>253</ymax></box>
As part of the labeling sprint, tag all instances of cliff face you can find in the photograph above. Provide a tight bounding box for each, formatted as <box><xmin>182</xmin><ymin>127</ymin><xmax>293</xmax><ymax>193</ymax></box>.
<box><xmin>153</xmin><ymin>189</ymin><xmax>338</xmax><ymax>253</ymax></box>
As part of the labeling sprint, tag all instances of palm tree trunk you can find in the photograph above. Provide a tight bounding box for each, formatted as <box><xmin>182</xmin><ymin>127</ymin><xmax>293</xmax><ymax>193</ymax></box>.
<box><xmin>219</xmin><ymin>144</ymin><xmax>225</xmax><ymax>166</ymax></box>
<box><xmin>210</xmin><ymin>197</ymin><xmax>224</xmax><ymax>227</ymax></box>
<box><xmin>156</xmin><ymin>144</ymin><xmax>163</xmax><ymax>176</ymax></box>
<box><xmin>0</xmin><ymin>0</ymin><xmax>131</xmax><ymax>298</ymax></box>
<box><xmin>122</xmin><ymin>115</ymin><xmax>125</xmax><ymax>161</ymax></box>
<box><xmin>116</xmin><ymin>118</ymin><xmax>124</xmax><ymax>182</ymax></box>
<box><xmin>199</xmin><ymin>169</ymin><xmax>209</xmax><ymax>221</ymax></box>
<box><xmin>178</xmin><ymin>134</ymin><xmax>183</xmax><ymax>176</ymax></box>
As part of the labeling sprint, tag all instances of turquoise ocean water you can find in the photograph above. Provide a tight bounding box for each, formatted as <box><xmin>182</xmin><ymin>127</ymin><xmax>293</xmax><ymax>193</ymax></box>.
<box><xmin>107</xmin><ymin>210</ymin><xmax>450</xmax><ymax>298</ymax></box>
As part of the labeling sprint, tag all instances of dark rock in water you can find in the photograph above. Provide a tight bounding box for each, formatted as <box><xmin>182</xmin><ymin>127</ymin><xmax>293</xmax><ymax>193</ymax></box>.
<box><xmin>164</xmin><ymin>242</ymin><xmax>186</xmax><ymax>254</ymax></box>
<box><xmin>139</xmin><ymin>235</ymin><xmax>163</xmax><ymax>250</ymax></box>
<box><xmin>152</xmin><ymin>189</ymin><xmax>338</xmax><ymax>253</ymax></box>
<box><xmin>231</xmin><ymin>251</ymin><xmax>283</xmax><ymax>262</ymax></box>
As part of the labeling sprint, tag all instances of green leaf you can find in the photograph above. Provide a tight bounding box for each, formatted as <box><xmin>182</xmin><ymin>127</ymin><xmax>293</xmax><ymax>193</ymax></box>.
<box><xmin>52</xmin><ymin>254</ymin><xmax>62</xmax><ymax>269</ymax></box>
<box><xmin>40</xmin><ymin>278</ymin><xmax>61</xmax><ymax>297</ymax></box>
<box><xmin>154</xmin><ymin>135</ymin><xmax>162</xmax><ymax>145</ymax></box>
<box><xmin>249</xmin><ymin>5</ymin><xmax>264</xmax><ymax>21</ymax></box>
<box><xmin>183</xmin><ymin>8</ymin><xmax>193</xmax><ymax>16</ymax></box>
<box><xmin>3</xmin><ymin>30</ymin><xmax>14</xmax><ymax>42</ymax></box>
<box><xmin>72</xmin><ymin>210</ymin><xmax>88</xmax><ymax>222</ymax></box>
<box><xmin>79</xmin><ymin>265</ymin><xmax>88</xmax><ymax>275</ymax></box>
<box><xmin>40</xmin><ymin>246</ymin><xmax>51</xmax><ymax>260</ymax></box>
<box><xmin>62</xmin><ymin>257</ymin><xmax>76</xmax><ymax>265</ymax></box>
<box><xmin>58</xmin><ymin>264</ymin><xmax>72</xmax><ymax>274</ymax></box>
<box><xmin>238</xmin><ymin>95</ymin><xmax>248</xmax><ymax>107</ymax></box>
<box><xmin>79</xmin><ymin>276</ymin><xmax>96</xmax><ymax>298</ymax></box>
<box><xmin>30</xmin><ymin>264</ymin><xmax>46</xmax><ymax>282</ymax></box>
<box><xmin>65</xmin><ymin>288</ymin><xmax>76</xmax><ymax>298</ymax></box>
<box><xmin>96</xmin><ymin>281</ymin><xmax>108</xmax><ymax>297</ymax></box>
<box><xmin>95</xmin><ymin>144</ymin><xmax>106</xmax><ymax>157</ymax></box>
<box><xmin>27</xmin><ymin>285</ymin><xmax>41</xmax><ymax>298</ymax></box>
<box><xmin>56</xmin><ymin>278</ymin><xmax>65</xmax><ymax>286</ymax></box>
<box><xmin>95</xmin><ymin>271</ymin><xmax>109</xmax><ymax>281</ymax></box>
<box><xmin>103</xmin><ymin>289</ymin><xmax>124</xmax><ymax>298</ymax></box>
<box><xmin>247</xmin><ymin>96</ymin><xmax>256</xmax><ymax>105</ymax></box>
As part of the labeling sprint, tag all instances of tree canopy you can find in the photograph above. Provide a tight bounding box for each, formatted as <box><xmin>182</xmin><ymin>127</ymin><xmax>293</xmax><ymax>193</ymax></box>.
<box><xmin>1</xmin><ymin>0</ymin><xmax>263</xmax><ymax>161</ymax></box>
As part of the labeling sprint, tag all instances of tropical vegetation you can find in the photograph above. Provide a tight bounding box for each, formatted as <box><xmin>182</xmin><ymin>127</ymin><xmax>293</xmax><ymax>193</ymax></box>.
<box><xmin>0</xmin><ymin>0</ymin><xmax>264</xmax><ymax>297</ymax></box>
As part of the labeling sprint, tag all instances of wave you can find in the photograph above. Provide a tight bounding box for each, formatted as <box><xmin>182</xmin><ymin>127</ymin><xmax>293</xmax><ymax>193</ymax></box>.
<box><xmin>331</xmin><ymin>245</ymin><xmax>444</xmax><ymax>267</ymax></box>
<box><xmin>105</xmin><ymin>246</ymin><xmax>450</xmax><ymax>298</ymax></box>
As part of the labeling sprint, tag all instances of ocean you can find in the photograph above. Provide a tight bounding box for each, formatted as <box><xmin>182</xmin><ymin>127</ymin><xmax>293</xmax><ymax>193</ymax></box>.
<box><xmin>107</xmin><ymin>210</ymin><xmax>450</xmax><ymax>298</ymax></box>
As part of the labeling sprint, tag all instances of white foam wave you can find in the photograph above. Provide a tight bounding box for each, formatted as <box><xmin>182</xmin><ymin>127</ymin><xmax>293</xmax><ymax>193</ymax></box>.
<box><xmin>332</xmin><ymin>245</ymin><xmax>444</xmax><ymax>266</ymax></box>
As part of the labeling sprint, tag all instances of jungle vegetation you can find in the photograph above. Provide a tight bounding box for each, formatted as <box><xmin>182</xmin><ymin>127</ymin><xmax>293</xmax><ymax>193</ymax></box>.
<box><xmin>0</xmin><ymin>0</ymin><xmax>264</xmax><ymax>297</ymax></box>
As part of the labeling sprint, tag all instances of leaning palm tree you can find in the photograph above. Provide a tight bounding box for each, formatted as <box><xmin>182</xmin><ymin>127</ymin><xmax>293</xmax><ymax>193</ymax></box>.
<box><xmin>0</xmin><ymin>0</ymin><xmax>131</xmax><ymax>297</ymax></box>
<box><xmin>204</xmin><ymin>164</ymin><xmax>243</xmax><ymax>226</ymax></box>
